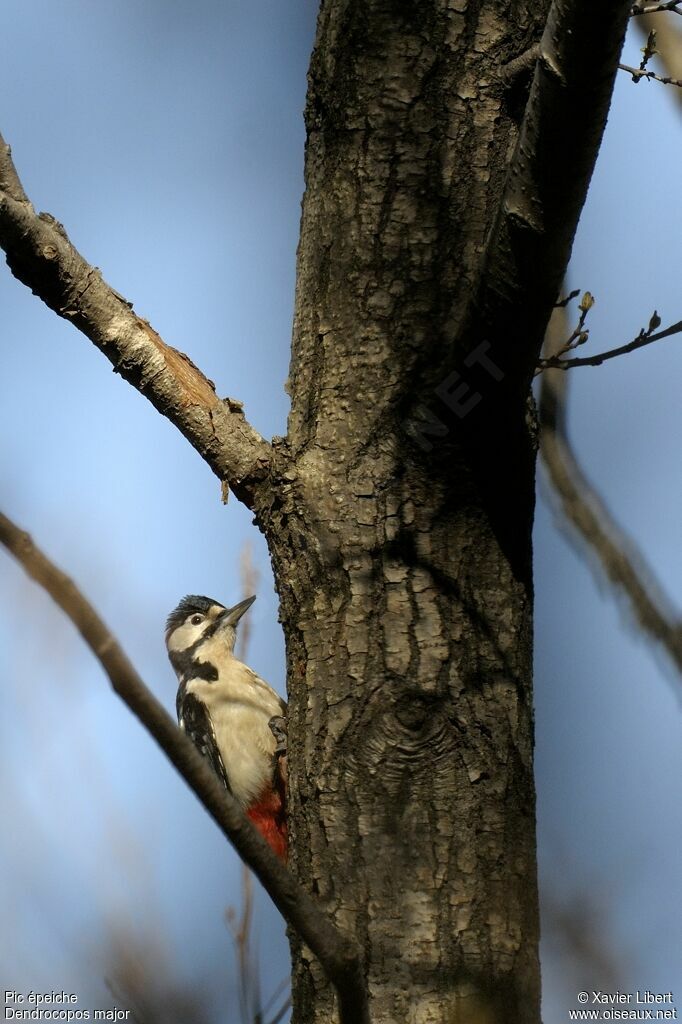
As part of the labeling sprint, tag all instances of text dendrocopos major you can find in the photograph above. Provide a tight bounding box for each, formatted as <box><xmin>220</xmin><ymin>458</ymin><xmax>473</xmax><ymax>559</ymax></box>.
<box><xmin>165</xmin><ymin>594</ymin><xmax>288</xmax><ymax>861</ymax></box>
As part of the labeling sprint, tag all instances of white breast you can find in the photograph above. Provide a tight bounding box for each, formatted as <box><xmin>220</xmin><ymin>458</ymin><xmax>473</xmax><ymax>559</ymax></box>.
<box><xmin>186</xmin><ymin>654</ymin><xmax>284</xmax><ymax>808</ymax></box>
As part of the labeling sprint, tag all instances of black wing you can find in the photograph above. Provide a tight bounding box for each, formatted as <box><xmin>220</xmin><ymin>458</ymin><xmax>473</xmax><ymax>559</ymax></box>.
<box><xmin>177</xmin><ymin>687</ymin><xmax>231</xmax><ymax>793</ymax></box>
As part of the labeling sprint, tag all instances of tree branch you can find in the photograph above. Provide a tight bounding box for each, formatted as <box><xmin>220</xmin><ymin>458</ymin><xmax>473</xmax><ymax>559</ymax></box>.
<box><xmin>0</xmin><ymin>134</ymin><xmax>272</xmax><ymax>510</ymax></box>
<box><xmin>634</xmin><ymin>7</ymin><xmax>682</xmax><ymax>103</ymax></box>
<box><xmin>474</xmin><ymin>0</ymin><xmax>632</xmax><ymax>381</ymax></box>
<box><xmin>539</xmin><ymin>311</ymin><xmax>682</xmax><ymax>695</ymax></box>
<box><xmin>538</xmin><ymin>317</ymin><xmax>682</xmax><ymax>370</ymax></box>
<box><xmin>631</xmin><ymin>1</ymin><xmax>682</xmax><ymax>16</ymax></box>
<box><xmin>618</xmin><ymin>60</ymin><xmax>682</xmax><ymax>84</ymax></box>
<box><xmin>0</xmin><ymin>511</ymin><xmax>370</xmax><ymax>1024</ymax></box>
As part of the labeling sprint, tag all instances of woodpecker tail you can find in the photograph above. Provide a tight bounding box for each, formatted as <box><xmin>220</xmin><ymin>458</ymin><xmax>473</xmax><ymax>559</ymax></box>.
<box><xmin>247</xmin><ymin>805</ymin><xmax>287</xmax><ymax>861</ymax></box>
<box><xmin>246</xmin><ymin>758</ymin><xmax>287</xmax><ymax>861</ymax></box>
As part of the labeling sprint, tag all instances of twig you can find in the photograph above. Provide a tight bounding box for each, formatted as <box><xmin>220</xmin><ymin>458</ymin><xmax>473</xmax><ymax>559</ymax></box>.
<box><xmin>554</xmin><ymin>289</ymin><xmax>581</xmax><ymax>309</ymax></box>
<box><xmin>500</xmin><ymin>43</ymin><xmax>540</xmax><ymax>84</ymax></box>
<box><xmin>260</xmin><ymin>977</ymin><xmax>291</xmax><ymax>1024</ymax></box>
<box><xmin>236</xmin><ymin>542</ymin><xmax>260</xmax><ymax>663</ymax></box>
<box><xmin>265</xmin><ymin>997</ymin><xmax>291</xmax><ymax>1024</ymax></box>
<box><xmin>0</xmin><ymin>511</ymin><xmax>370</xmax><ymax>1024</ymax></box>
<box><xmin>537</xmin><ymin>317</ymin><xmax>682</xmax><ymax>370</ymax></box>
<box><xmin>0</xmin><ymin>133</ymin><xmax>272</xmax><ymax>510</ymax></box>
<box><xmin>618</xmin><ymin>60</ymin><xmax>682</xmax><ymax>84</ymax></box>
<box><xmin>540</xmin><ymin>291</ymin><xmax>594</xmax><ymax>368</ymax></box>
<box><xmin>539</xmin><ymin>310</ymin><xmax>682</xmax><ymax>692</ymax></box>
<box><xmin>634</xmin><ymin>5</ymin><xmax>682</xmax><ymax>110</ymax></box>
<box><xmin>631</xmin><ymin>1</ymin><xmax>682</xmax><ymax>16</ymax></box>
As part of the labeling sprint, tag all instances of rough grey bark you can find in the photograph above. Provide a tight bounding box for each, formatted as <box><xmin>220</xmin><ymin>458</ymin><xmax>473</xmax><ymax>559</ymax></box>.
<box><xmin>0</xmin><ymin>1</ymin><xmax>632</xmax><ymax>1021</ymax></box>
<box><xmin>261</xmin><ymin>5</ymin><xmax>547</xmax><ymax>1020</ymax></box>
<box><xmin>254</xmin><ymin>2</ymin><xmax>629</xmax><ymax>1022</ymax></box>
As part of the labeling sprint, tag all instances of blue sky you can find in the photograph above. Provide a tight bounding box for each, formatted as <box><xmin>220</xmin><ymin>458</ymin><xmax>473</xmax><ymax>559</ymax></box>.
<box><xmin>0</xmin><ymin>3</ymin><xmax>680</xmax><ymax>1020</ymax></box>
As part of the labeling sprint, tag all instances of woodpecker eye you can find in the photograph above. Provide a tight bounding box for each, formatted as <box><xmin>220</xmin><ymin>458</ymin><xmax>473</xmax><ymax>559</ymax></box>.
<box><xmin>190</xmin><ymin>614</ymin><xmax>204</xmax><ymax>625</ymax></box>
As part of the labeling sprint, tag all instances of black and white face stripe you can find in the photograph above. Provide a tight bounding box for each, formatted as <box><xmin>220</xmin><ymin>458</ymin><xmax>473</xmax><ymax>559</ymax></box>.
<box><xmin>168</xmin><ymin>647</ymin><xmax>220</xmax><ymax>682</ymax></box>
<box><xmin>165</xmin><ymin>594</ymin><xmax>256</xmax><ymax>681</ymax></box>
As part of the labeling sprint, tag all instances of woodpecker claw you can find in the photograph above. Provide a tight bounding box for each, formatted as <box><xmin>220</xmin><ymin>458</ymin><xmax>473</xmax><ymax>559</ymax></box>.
<box><xmin>268</xmin><ymin>715</ymin><xmax>288</xmax><ymax>758</ymax></box>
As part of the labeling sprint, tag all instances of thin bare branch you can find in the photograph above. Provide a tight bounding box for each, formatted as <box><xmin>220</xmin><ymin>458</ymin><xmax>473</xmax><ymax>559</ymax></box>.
<box><xmin>634</xmin><ymin>7</ymin><xmax>682</xmax><ymax>106</ymax></box>
<box><xmin>538</xmin><ymin>317</ymin><xmax>682</xmax><ymax>370</ymax></box>
<box><xmin>265</xmin><ymin>997</ymin><xmax>292</xmax><ymax>1024</ymax></box>
<box><xmin>554</xmin><ymin>289</ymin><xmax>581</xmax><ymax>309</ymax></box>
<box><xmin>226</xmin><ymin>867</ymin><xmax>266</xmax><ymax>1024</ymax></box>
<box><xmin>0</xmin><ymin>511</ymin><xmax>370</xmax><ymax>1024</ymax></box>
<box><xmin>631</xmin><ymin>1</ymin><xmax>682</xmax><ymax>16</ymax></box>
<box><xmin>618</xmin><ymin>60</ymin><xmax>682</xmax><ymax>84</ymax></box>
<box><xmin>472</xmin><ymin>0</ymin><xmax>632</xmax><ymax>384</ymax></box>
<box><xmin>536</xmin><ymin>290</ymin><xmax>595</xmax><ymax>369</ymax></box>
<box><xmin>500</xmin><ymin>44</ymin><xmax>540</xmax><ymax>84</ymax></box>
<box><xmin>539</xmin><ymin>310</ymin><xmax>682</xmax><ymax>692</ymax></box>
<box><xmin>236</xmin><ymin>542</ymin><xmax>260</xmax><ymax>663</ymax></box>
<box><xmin>0</xmin><ymin>133</ymin><xmax>272</xmax><ymax>510</ymax></box>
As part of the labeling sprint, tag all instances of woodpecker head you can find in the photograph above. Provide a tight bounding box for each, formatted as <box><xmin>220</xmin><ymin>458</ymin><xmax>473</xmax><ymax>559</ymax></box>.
<box><xmin>165</xmin><ymin>594</ymin><xmax>255</xmax><ymax>679</ymax></box>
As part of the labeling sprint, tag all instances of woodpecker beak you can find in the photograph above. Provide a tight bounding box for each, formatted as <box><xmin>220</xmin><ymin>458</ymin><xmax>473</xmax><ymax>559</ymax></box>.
<box><xmin>220</xmin><ymin>595</ymin><xmax>256</xmax><ymax>626</ymax></box>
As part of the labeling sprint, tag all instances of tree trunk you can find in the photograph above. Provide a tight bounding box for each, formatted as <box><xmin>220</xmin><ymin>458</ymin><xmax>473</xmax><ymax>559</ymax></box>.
<box><xmin>258</xmin><ymin>3</ymin><xmax>551</xmax><ymax>1021</ymax></box>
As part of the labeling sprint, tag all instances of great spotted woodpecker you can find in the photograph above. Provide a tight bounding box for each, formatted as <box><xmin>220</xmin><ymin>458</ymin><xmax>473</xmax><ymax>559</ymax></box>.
<box><xmin>165</xmin><ymin>594</ymin><xmax>288</xmax><ymax>860</ymax></box>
